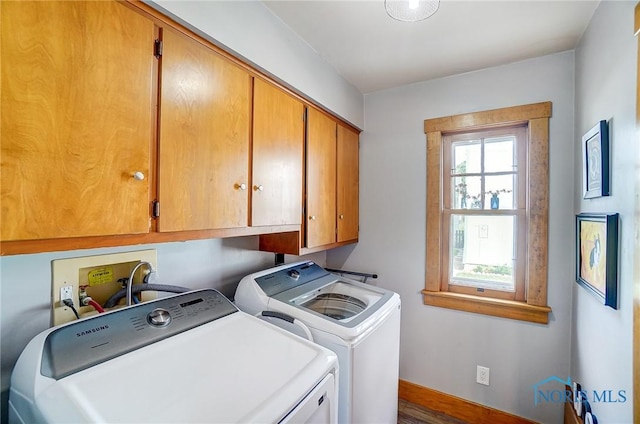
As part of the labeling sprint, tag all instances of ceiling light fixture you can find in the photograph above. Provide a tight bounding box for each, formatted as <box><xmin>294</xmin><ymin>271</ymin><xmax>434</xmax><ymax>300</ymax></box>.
<box><xmin>384</xmin><ymin>0</ymin><xmax>440</xmax><ymax>22</ymax></box>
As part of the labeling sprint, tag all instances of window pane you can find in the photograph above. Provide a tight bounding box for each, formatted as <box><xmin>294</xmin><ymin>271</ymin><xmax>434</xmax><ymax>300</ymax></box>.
<box><xmin>484</xmin><ymin>136</ymin><xmax>515</xmax><ymax>173</ymax></box>
<box><xmin>484</xmin><ymin>174</ymin><xmax>515</xmax><ymax>210</ymax></box>
<box><xmin>452</xmin><ymin>140</ymin><xmax>481</xmax><ymax>174</ymax></box>
<box><xmin>449</xmin><ymin>214</ymin><xmax>515</xmax><ymax>292</ymax></box>
<box><xmin>452</xmin><ymin>176</ymin><xmax>482</xmax><ymax>209</ymax></box>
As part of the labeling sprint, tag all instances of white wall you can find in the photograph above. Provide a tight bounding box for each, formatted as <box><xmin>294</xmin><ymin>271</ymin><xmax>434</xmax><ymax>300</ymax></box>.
<box><xmin>572</xmin><ymin>2</ymin><xmax>636</xmax><ymax>423</ymax></box>
<box><xmin>328</xmin><ymin>51</ymin><xmax>576</xmax><ymax>422</ymax></box>
<box><xmin>148</xmin><ymin>0</ymin><xmax>364</xmax><ymax>129</ymax></box>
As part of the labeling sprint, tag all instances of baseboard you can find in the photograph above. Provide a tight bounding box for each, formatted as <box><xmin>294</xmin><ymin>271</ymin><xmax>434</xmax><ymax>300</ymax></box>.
<box><xmin>398</xmin><ymin>379</ymin><xmax>537</xmax><ymax>424</ymax></box>
<box><xmin>562</xmin><ymin>385</ymin><xmax>584</xmax><ymax>424</ymax></box>
<box><xmin>564</xmin><ymin>401</ymin><xmax>581</xmax><ymax>424</ymax></box>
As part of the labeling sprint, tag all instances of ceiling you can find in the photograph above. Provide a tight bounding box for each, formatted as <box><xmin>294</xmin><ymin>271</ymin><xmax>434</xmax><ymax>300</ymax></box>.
<box><xmin>262</xmin><ymin>0</ymin><xmax>600</xmax><ymax>94</ymax></box>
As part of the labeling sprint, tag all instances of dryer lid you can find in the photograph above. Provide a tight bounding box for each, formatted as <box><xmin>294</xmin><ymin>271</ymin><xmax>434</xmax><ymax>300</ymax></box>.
<box><xmin>12</xmin><ymin>291</ymin><xmax>337</xmax><ymax>424</ymax></box>
<box><xmin>35</xmin><ymin>313</ymin><xmax>336</xmax><ymax>423</ymax></box>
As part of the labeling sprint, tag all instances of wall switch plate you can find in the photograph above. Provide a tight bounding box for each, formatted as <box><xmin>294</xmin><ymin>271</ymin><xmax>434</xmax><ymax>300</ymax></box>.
<box><xmin>476</xmin><ymin>365</ymin><xmax>490</xmax><ymax>386</ymax></box>
<box><xmin>52</xmin><ymin>250</ymin><xmax>158</xmax><ymax>326</ymax></box>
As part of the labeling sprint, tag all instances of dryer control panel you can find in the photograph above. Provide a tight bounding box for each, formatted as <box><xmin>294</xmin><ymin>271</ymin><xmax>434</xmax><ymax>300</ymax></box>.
<box><xmin>41</xmin><ymin>289</ymin><xmax>237</xmax><ymax>380</ymax></box>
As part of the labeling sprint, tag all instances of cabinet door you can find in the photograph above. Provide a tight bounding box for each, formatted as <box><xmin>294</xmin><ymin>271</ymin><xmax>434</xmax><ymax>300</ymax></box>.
<box><xmin>252</xmin><ymin>79</ymin><xmax>304</xmax><ymax>226</ymax></box>
<box><xmin>337</xmin><ymin>125</ymin><xmax>359</xmax><ymax>242</ymax></box>
<box><xmin>306</xmin><ymin>108</ymin><xmax>337</xmax><ymax>248</ymax></box>
<box><xmin>158</xmin><ymin>28</ymin><xmax>251</xmax><ymax>232</ymax></box>
<box><xmin>1</xmin><ymin>1</ymin><xmax>155</xmax><ymax>241</ymax></box>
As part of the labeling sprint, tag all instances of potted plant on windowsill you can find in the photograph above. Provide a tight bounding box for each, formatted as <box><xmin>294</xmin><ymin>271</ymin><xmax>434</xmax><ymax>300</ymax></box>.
<box><xmin>454</xmin><ymin>182</ymin><xmax>468</xmax><ymax>208</ymax></box>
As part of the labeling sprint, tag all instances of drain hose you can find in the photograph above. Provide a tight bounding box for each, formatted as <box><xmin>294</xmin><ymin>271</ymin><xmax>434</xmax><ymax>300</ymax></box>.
<box><xmin>103</xmin><ymin>284</ymin><xmax>190</xmax><ymax>309</ymax></box>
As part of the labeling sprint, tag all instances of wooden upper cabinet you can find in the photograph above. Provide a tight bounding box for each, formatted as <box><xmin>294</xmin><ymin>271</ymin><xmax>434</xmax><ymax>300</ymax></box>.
<box><xmin>1</xmin><ymin>1</ymin><xmax>155</xmax><ymax>241</ymax></box>
<box><xmin>157</xmin><ymin>28</ymin><xmax>251</xmax><ymax>232</ymax></box>
<box><xmin>258</xmin><ymin>108</ymin><xmax>360</xmax><ymax>254</ymax></box>
<box><xmin>306</xmin><ymin>108</ymin><xmax>337</xmax><ymax>248</ymax></box>
<box><xmin>252</xmin><ymin>79</ymin><xmax>304</xmax><ymax>226</ymax></box>
<box><xmin>337</xmin><ymin>125</ymin><xmax>359</xmax><ymax>242</ymax></box>
<box><xmin>0</xmin><ymin>0</ymin><xmax>353</xmax><ymax>255</ymax></box>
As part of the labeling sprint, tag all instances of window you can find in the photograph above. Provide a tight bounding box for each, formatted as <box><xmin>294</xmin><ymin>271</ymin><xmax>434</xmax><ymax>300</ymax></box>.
<box><xmin>444</xmin><ymin>127</ymin><xmax>526</xmax><ymax>300</ymax></box>
<box><xmin>423</xmin><ymin>102</ymin><xmax>552</xmax><ymax>324</ymax></box>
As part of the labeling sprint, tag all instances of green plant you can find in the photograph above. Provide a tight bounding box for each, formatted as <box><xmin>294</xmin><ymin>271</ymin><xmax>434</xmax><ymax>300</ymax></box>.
<box><xmin>471</xmin><ymin>264</ymin><xmax>512</xmax><ymax>276</ymax></box>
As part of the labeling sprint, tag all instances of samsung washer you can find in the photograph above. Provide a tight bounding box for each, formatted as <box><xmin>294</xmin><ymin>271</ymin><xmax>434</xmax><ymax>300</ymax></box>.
<box><xmin>234</xmin><ymin>261</ymin><xmax>401</xmax><ymax>424</ymax></box>
<box><xmin>9</xmin><ymin>289</ymin><xmax>338</xmax><ymax>423</ymax></box>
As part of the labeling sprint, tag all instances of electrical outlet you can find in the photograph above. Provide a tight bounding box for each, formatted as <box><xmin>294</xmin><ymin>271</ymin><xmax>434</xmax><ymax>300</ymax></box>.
<box><xmin>476</xmin><ymin>365</ymin><xmax>490</xmax><ymax>386</ymax></box>
<box><xmin>60</xmin><ymin>286</ymin><xmax>73</xmax><ymax>303</ymax></box>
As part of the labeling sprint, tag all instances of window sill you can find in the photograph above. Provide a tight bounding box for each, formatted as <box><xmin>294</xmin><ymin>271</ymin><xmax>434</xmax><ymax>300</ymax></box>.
<box><xmin>422</xmin><ymin>290</ymin><xmax>551</xmax><ymax>324</ymax></box>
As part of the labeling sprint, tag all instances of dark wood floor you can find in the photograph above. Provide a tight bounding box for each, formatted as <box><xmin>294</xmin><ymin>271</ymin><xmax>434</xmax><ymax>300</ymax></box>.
<box><xmin>398</xmin><ymin>399</ymin><xmax>467</xmax><ymax>424</ymax></box>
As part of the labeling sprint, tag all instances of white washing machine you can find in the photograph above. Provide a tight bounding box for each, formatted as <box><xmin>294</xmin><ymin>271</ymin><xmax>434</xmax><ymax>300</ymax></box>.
<box><xmin>234</xmin><ymin>261</ymin><xmax>401</xmax><ymax>424</ymax></box>
<box><xmin>9</xmin><ymin>289</ymin><xmax>338</xmax><ymax>423</ymax></box>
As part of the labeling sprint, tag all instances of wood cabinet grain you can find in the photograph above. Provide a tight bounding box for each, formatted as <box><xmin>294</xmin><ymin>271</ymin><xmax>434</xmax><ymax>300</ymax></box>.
<box><xmin>1</xmin><ymin>1</ymin><xmax>155</xmax><ymax>241</ymax></box>
<box><xmin>337</xmin><ymin>125</ymin><xmax>359</xmax><ymax>243</ymax></box>
<box><xmin>158</xmin><ymin>28</ymin><xmax>251</xmax><ymax>232</ymax></box>
<box><xmin>259</xmin><ymin>107</ymin><xmax>359</xmax><ymax>254</ymax></box>
<box><xmin>0</xmin><ymin>0</ymin><xmax>354</xmax><ymax>255</ymax></box>
<box><xmin>306</xmin><ymin>107</ymin><xmax>337</xmax><ymax>248</ymax></box>
<box><xmin>252</xmin><ymin>79</ymin><xmax>304</xmax><ymax>227</ymax></box>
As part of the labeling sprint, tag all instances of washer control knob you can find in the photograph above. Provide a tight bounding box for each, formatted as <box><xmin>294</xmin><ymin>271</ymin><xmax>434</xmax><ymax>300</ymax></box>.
<box><xmin>147</xmin><ymin>308</ymin><xmax>171</xmax><ymax>327</ymax></box>
<box><xmin>288</xmin><ymin>269</ymin><xmax>300</xmax><ymax>280</ymax></box>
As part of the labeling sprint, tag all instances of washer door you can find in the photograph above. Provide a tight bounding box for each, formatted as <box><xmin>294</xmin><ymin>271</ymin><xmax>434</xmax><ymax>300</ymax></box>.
<box><xmin>301</xmin><ymin>293</ymin><xmax>367</xmax><ymax>320</ymax></box>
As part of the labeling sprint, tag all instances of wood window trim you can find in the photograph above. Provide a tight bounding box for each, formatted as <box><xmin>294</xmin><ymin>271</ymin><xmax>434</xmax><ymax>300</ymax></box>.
<box><xmin>423</xmin><ymin>102</ymin><xmax>552</xmax><ymax>324</ymax></box>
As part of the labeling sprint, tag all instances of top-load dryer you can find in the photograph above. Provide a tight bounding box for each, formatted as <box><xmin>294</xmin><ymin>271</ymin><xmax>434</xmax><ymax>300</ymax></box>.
<box><xmin>234</xmin><ymin>261</ymin><xmax>401</xmax><ymax>424</ymax></box>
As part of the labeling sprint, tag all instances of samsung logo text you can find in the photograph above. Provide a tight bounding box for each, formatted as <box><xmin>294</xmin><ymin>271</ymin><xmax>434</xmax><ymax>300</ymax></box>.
<box><xmin>76</xmin><ymin>325</ymin><xmax>110</xmax><ymax>337</ymax></box>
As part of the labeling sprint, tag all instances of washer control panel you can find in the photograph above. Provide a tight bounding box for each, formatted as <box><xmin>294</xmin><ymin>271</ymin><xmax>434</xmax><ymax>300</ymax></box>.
<box><xmin>41</xmin><ymin>289</ymin><xmax>237</xmax><ymax>380</ymax></box>
<box><xmin>255</xmin><ymin>262</ymin><xmax>330</xmax><ymax>296</ymax></box>
<box><xmin>147</xmin><ymin>308</ymin><xmax>172</xmax><ymax>327</ymax></box>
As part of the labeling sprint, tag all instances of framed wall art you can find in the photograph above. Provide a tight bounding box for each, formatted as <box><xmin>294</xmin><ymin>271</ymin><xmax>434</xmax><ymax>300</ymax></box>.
<box><xmin>582</xmin><ymin>120</ymin><xmax>610</xmax><ymax>199</ymax></box>
<box><xmin>575</xmin><ymin>213</ymin><xmax>619</xmax><ymax>309</ymax></box>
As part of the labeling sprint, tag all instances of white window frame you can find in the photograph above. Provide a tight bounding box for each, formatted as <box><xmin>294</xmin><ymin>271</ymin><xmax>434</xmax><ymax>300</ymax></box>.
<box><xmin>442</xmin><ymin>126</ymin><xmax>526</xmax><ymax>301</ymax></box>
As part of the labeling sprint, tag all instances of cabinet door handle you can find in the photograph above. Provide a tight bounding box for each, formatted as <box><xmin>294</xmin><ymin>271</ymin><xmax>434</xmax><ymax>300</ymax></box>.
<box><xmin>339</xmin><ymin>214</ymin><xmax>344</xmax><ymax>219</ymax></box>
<box><xmin>309</xmin><ymin>215</ymin><xmax>316</xmax><ymax>221</ymax></box>
<box><xmin>133</xmin><ymin>171</ymin><xmax>145</xmax><ymax>181</ymax></box>
<box><xmin>235</xmin><ymin>183</ymin><xmax>247</xmax><ymax>190</ymax></box>
<box><xmin>254</xmin><ymin>185</ymin><xmax>264</xmax><ymax>192</ymax></box>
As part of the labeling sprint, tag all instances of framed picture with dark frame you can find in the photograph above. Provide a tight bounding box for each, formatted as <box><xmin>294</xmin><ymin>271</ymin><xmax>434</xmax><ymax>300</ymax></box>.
<box><xmin>575</xmin><ymin>213</ymin><xmax>619</xmax><ymax>309</ymax></box>
<box><xmin>582</xmin><ymin>120</ymin><xmax>610</xmax><ymax>199</ymax></box>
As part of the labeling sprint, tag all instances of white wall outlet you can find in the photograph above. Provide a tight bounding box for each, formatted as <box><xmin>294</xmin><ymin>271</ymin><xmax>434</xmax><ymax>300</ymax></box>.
<box><xmin>476</xmin><ymin>365</ymin><xmax>490</xmax><ymax>386</ymax></box>
<box><xmin>60</xmin><ymin>286</ymin><xmax>73</xmax><ymax>303</ymax></box>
